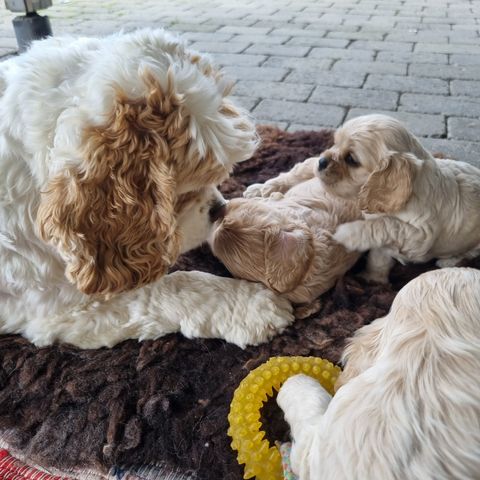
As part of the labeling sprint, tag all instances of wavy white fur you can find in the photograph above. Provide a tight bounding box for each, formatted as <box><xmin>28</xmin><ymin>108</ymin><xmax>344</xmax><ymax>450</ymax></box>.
<box><xmin>317</xmin><ymin>114</ymin><xmax>480</xmax><ymax>283</ymax></box>
<box><xmin>0</xmin><ymin>29</ymin><xmax>293</xmax><ymax>348</ymax></box>
<box><xmin>278</xmin><ymin>268</ymin><xmax>480</xmax><ymax>480</ymax></box>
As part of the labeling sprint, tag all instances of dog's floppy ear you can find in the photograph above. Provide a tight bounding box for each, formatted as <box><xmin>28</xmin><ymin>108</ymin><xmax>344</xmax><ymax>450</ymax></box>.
<box><xmin>37</xmin><ymin>75</ymin><xmax>182</xmax><ymax>296</ymax></box>
<box><xmin>359</xmin><ymin>152</ymin><xmax>416</xmax><ymax>214</ymax></box>
<box><xmin>264</xmin><ymin>227</ymin><xmax>313</xmax><ymax>294</ymax></box>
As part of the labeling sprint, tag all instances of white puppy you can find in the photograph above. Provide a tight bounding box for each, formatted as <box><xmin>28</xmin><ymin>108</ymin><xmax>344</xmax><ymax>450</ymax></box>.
<box><xmin>278</xmin><ymin>267</ymin><xmax>480</xmax><ymax>480</ymax></box>
<box><xmin>0</xmin><ymin>29</ymin><xmax>293</xmax><ymax>348</ymax></box>
<box><xmin>317</xmin><ymin>114</ymin><xmax>480</xmax><ymax>283</ymax></box>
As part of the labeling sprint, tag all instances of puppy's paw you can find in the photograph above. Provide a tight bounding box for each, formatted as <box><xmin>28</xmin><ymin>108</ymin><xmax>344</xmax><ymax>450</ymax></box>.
<box><xmin>227</xmin><ymin>284</ymin><xmax>294</xmax><ymax>347</ymax></box>
<box><xmin>294</xmin><ymin>299</ymin><xmax>321</xmax><ymax>319</ymax></box>
<box><xmin>243</xmin><ymin>182</ymin><xmax>278</xmax><ymax>198</ymax></box>
<box><xmin>436</xmin><ymin>257</ymin><xmax>462</xmax><ymax>268</ymax></box>
<box><xmin>332</xmin><ymin>221</ymin><xmax>366</xmax><ymax>252</ymax></box>
<box><xmin>278</xmin><ymin>375</ymin><xmax>331</xmax><ymax>423</ymax></box>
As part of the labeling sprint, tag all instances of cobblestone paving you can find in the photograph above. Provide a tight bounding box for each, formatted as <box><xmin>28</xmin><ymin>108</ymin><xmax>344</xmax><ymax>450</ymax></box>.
<box><xmin>1</xmin><ymin>0</ymin><xmax>479</xmax><ymax>163</ymax></box>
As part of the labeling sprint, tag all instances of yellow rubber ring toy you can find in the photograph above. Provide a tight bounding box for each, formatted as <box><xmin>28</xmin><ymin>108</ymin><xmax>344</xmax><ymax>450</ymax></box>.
<box><xmin>228</xmin><ymin>356</ymin><xmax>341</xmax><ymax>480</ymax></box>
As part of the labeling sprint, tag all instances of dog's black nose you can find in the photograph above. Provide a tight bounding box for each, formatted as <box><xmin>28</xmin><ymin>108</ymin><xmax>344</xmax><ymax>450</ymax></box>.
<box><xmin>209</xmin><ymin>201</ymin><xmax>227</xmax><ymax>222</ymax></box>
<box><xmin>318</xmin><ymin>157</ymin><xmax>329</xmax><ymax>171</ymax></box>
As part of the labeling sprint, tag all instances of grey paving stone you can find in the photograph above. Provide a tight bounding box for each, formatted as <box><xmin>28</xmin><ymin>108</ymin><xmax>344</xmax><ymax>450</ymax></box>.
<box><xmin>169</xmin><ymin>23</ymin><xmax>220</xmax><ymax>33</ymax></box>
<box><xmin>271</xmin><ymin>27</ymin><xmax>328</xmax><ymax>38</ymax></box>
<box><xmin>332</xmin><ymin>60</ymin><xmax>407</xmax><ymax>75</ymax></box>
<box><xmin>415</xmin><ymin>43</ymin><xmax>480</xmax><ymax>55</ymax></box>
<box><xmin>0</xmin><ymin>37</ymin><xmax>17</xmax><ymax>48</ymax></box>
<box><xmin>0</xmin><ymin>48</ymin><xmax>15</xmax><ymax>58</ymax></box>
<box><xmin>253</xmin><ymin>99</ymin><xmax>345</xmax><ymax>127</ymax></box>
<box><xmin>450</xmin><ymin>54</ymin><xmax>480</xmax><ymax>66</ymax></box>
<box><xmin>345</xmin><ymin>109</ymin><xmax>446</xmax><ymax>138</ymax></box>
<box><xmin>189</xmin><ymin>41</ymin><xmax>250</xmax><ymax>54</ymax></box>
<box><xmin>218</xmin><ymin>26</ymin><xmax>272</xmax><ymax>35</ymax></box>
<box><xmin>181</xmin><ymin>32</ymin><xmax>234</xmax><ymax>42</ymax></box>
<box><xmin>230</xmin><ymin>95</ymin><xmax>259</xmax><ymax>111</ymax></box>
<box><xmin>365</xmin><ymin>74</ymin><xmax>449</xmax><ymax>94</ymax></box>
<box><xmin>263</xmin><ymin>56</ymin><xmax>333</xmax><ymax>71</ymax></box>
<box><xmin>247</xmin><ymin>13</ymin><xmax>295</xmax><ymax>23</ymax></box>
<box><xmin>222</xmin><ymin>65</ymin><xmax>289</xmax><ymax>82</ymax></box>
<box><xmin>309</xmin><ymin>86</ymin><xmax>399</xmax><ymax>110</ymax></box>
<box><xmin>234</xmin><ymin>80</ymin><xmax>314</xmax><ymax>101</ymax></box>
<box><xmin>309</xmin><ymin>47</ymin><xmax>375</xmax><ymax>61</ymax></box>
<box><xmin>350</xmin><ymin>40</ymin><xmax>414</xmax><ymax>52</ymax></box>
<box><xmin>419</xmin><ymin>137</ymin><xmax>480</xmax><ymax>165</ymax></box>
<box><xmin>232</xmin><ymin>34</ymin><xmax>290</xmax><ymax>45</ymax></box>
<box><xmin>245</xmin><ymin>44</ymin><xmax>311</xmax><ymax>57</ymax></box>
<box><xmin>409</xmin><ymin>63</ymin><xmax>480</xmax><ymax>80</ymax></box>
<box><xmin>385</xmin><ymin>32</ymin><xmax>449</xmax><ymax>43</ymax></box>
<box><xmin>450</xmin><ymin>80</ymin><xmax>480</xmax><ymax>98</ymax></box>
<box><xmin>326</xmin><ymin>31</ymin><xmax>385</xmax><ymax>41</ymax></box>
<box><xmin>448</xmin><ymin>117</ymin><xmax>480</xmax><ymax>142</ymax></box>
<box><xmin>376</xmin><ymin>51</ymin><xmax>449</xmax><ymax>64</ymax></box>
<box><xmin>452</xmin><ymin>24</ymin><xmax>480</xmax><ymax>31</ymax></box>
<box><xmin>212</xmin><ymin>53</ymin><xmax>267</xmax><ymax>66</ymax></box>
<box><xmin>400</xmin><ymin>93</ymin><xmax>480</xmax><ymax>118</ymax></box>
<box><xmin>202</xmin><ymin>17</ymin><xmax>256</xmax><ymax>27</ymax></box>
<box><xmin>285</xmin><ymin>69</ymin><xmax>366</xmax><ymax>88</ymax></box>
<box><xmin>285</xmin><ymin>37</ymin><xmax>349</xmax><ymax>48</ymax></box>
<box><xmin>253</xmin><ymin>20</ymin><xmax>308</xmax><ymax>29</ymax></box>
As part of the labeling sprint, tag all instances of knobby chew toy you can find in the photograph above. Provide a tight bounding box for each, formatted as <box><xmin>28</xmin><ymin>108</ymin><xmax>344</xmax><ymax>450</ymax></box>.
<box><xmin>228</xmin><ymin>356</ymin><xmax>341</xmax><ymax>480</ymax></box>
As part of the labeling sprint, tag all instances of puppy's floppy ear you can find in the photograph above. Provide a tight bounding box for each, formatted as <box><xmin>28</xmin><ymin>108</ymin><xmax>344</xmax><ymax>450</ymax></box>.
<box><xmin>37</xmin><ymin>74</ymin><xmax>182</xmax><ymax>296</ymax></box>
<box><xmin>359</xmin><ymin>152</ymin><xmax>416</xmax><ymax>214</ymax></box>
<box><xmin>264</xmin><ymin>227</ymin><xmax>313</xmax><ymax>294</ymax></box>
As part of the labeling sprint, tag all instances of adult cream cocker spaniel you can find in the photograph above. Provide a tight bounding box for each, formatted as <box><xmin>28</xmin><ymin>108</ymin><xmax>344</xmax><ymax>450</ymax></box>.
<box><xmin>0</xmin><ymin>29</ymin><xmax>293</xmax><ymax>348</ymax></box>
<box><xmin>278</xmin><ymin>267</ymin><xmax>480</xmax><ymax>480</ymax></box>
<box><xmin>317</xmin><ymin>114</ymin><xmax>480</xmax><ymax>283</ymax></box>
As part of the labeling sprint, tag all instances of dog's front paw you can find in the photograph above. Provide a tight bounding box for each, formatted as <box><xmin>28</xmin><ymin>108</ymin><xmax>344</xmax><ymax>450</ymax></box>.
<box><xmin>227</xmin><ymin>284</ymin><xmax>294</xmax><ymax>347</ymax></box>
<box><xmin>243</xmin><ymin>182</ymin><xmax>278</xmax><ymax>198</ymax></box>
<box><xmin>333</xmin><ymin>221</ymin><xmax>367</xmax><ymax>252</ymax></box>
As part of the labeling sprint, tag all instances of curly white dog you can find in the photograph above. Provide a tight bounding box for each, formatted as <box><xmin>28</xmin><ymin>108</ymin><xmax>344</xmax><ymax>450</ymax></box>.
<box><xmin>317</xmin><ymin>114</ymin><xmax>480</xmax><ymax>283</ymax></box>
<box><xmin>0</xmin><ymin>29</ymin><xmax>293</xmax><ymax>348</ymax></box>
<box><xmin>278</xmin><ymin>267</ymin><xmax>480</xmax><ymax>480</ymax></box>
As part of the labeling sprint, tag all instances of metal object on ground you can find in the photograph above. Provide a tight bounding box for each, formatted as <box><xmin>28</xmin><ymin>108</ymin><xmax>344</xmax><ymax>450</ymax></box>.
<box><xmin>4</xmin><ymin>0</ymin><xmax>53</xmax><ymax>52</ymax></box>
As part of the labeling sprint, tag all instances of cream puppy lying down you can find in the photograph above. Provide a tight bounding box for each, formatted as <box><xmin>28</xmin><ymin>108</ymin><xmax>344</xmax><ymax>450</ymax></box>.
<box><xmin>209</xmin><ymin>159</ymin><xmax>361</xmax><ymax>316</ymax></box>
<box><xmin>278</xmin><ymin>267</ymin><xmax>480</xmax><ymax>480</ymax></box>
<box><xmin>317</xmin><ymin>114</ymin><xmax>480</xmax><ymax>283</ymax></box>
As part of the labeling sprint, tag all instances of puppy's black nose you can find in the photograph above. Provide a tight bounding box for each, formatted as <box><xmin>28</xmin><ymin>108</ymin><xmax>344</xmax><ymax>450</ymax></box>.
<box><xmin>318</xmin><ymin>157</ymin><xmax>329</xmax><ymax>171</ymax></box>
<box><xmin>209</xmin><ymin>201</ymin><xmax>227</xmax><ymax>222</ymax></box>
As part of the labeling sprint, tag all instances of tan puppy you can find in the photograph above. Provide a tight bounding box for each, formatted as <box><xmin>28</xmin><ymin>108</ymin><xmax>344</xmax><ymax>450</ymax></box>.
<box><xmin>278</xmin><ymin>267</ymin><xmax>480</xmax><ymax>480</ymax></box>
<box><xmin>209</xmin><ymin>161</ymin><xmax>361</xmax><ymax>316</ymax></box>
<box><xmin>316</xmin><ymin>114</ymin><xmax>480</xmax><ymax>283</ymax></box>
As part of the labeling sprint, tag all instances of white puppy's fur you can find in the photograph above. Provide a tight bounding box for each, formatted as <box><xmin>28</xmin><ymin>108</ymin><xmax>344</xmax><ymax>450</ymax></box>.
<box><xmin>0</xmin><ymin>29</ymin><xmax>293</xmax><ymax>348</ymax></box>
<box><xmin>318</xmin><ymin>114</ymin><xmax>480</xmax><ymax>283</ymax></box>
<box><xmin>278</xmin><ymin>267</ymin><xmax>480</xmax><ymax>480</ymax></box>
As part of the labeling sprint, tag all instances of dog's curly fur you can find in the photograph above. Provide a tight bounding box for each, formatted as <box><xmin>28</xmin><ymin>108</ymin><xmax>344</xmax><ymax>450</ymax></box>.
<box><xmin>0</xmin><ymin>29</ymin><xmax>293</xmax><ymax>348</ymax></box>
<box><xmin>278</xmin><ymin>267</ymin><xmax>480</xmax><ymax>480</ymax></box>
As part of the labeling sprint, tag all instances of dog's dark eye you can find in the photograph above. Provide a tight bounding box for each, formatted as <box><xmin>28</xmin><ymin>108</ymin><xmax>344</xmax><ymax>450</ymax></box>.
<box><xmin>345</xmin><ymin>153</ymin><xmax>359</xmax><ymax>167</ymax></box>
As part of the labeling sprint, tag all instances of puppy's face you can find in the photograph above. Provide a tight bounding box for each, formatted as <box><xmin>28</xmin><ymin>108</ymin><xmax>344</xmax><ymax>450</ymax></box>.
<box><xmin>209</xmin><ymin>198</ymin><xmax>313</xmax><ymax>294</ymax></box>
<box><xmin>317</xmin><ymin>115</ymin><xmax>421</xmax><ymax>214</ymax></box>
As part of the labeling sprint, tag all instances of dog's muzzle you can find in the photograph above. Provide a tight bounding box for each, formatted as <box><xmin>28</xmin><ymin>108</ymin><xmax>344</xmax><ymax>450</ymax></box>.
<box><xmin>318</xmin><ymin>156</ymin><xmax>329</xmax><ymax>171</ymax></box>
<box><xmin>209</xmin><ymin>201</ymin><xmax>227</xmax><ymax>222</ymax></box>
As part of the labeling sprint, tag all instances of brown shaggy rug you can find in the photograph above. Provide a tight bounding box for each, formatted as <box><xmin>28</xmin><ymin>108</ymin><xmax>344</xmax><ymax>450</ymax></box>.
<box><xmin>0</xmin><ymin>127</ymin><xmax>478</xmax><ymax>480</ymax></box>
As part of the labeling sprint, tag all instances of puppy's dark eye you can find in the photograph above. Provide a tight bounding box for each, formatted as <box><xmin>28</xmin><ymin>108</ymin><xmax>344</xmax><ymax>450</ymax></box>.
<box><xmin>345</xmin><ymin>153</ymin><xmax>359</xmax><ymax>167</ymax></box>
